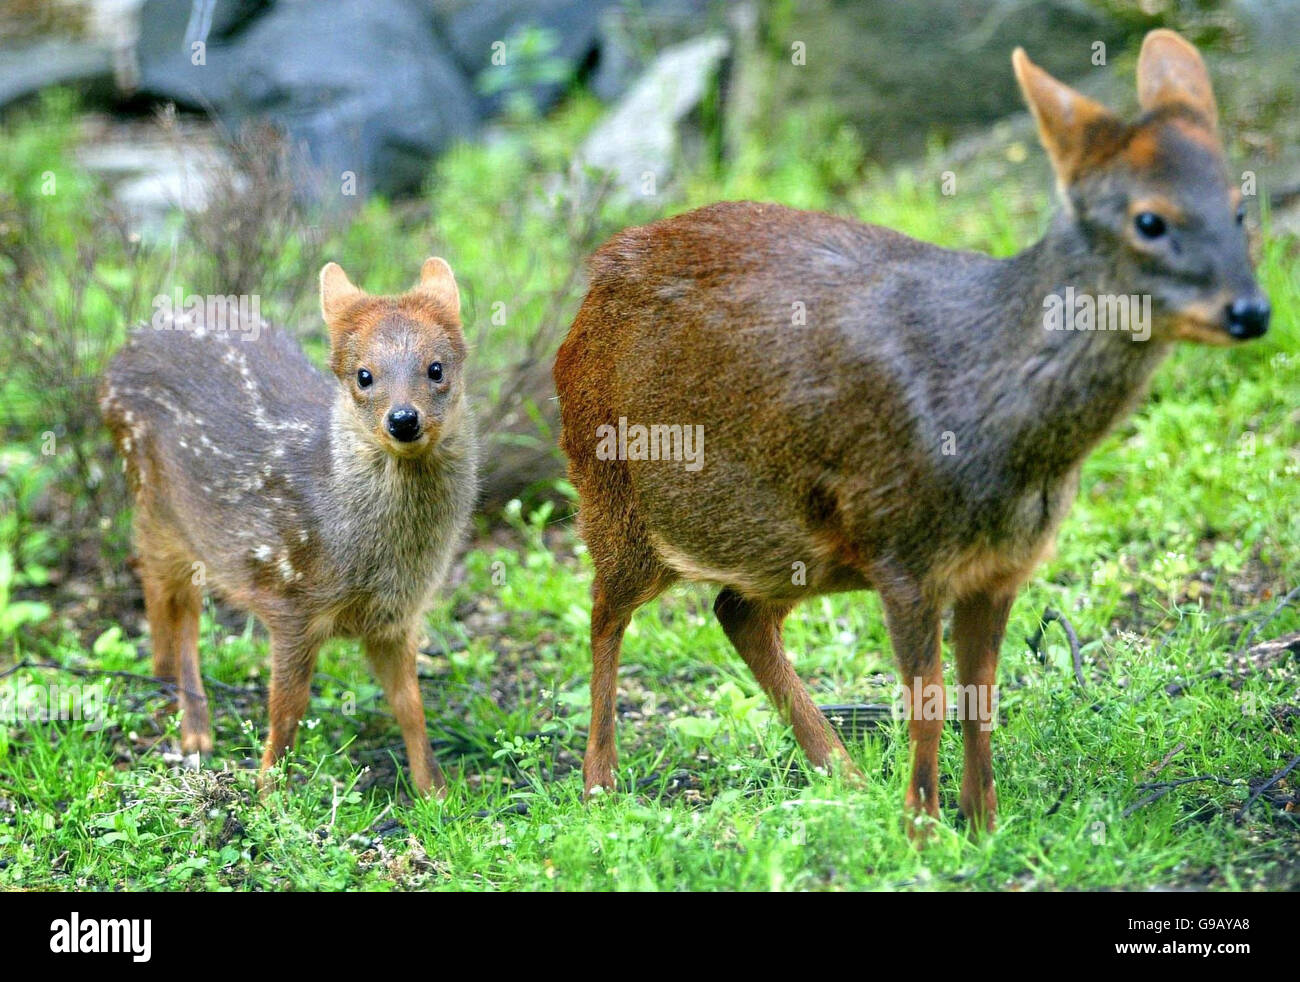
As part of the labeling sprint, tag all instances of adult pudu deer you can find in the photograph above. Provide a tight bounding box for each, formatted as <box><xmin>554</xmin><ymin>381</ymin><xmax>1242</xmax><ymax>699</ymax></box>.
<box><xmin>553</xmin><ymin>30</ymin><xmax>1267</xmax><ymax>834</ymax></box>
<box><xmin>101</xmin><ymin>259</ymin><xmax>477</xmax><ymax>796</ymax></box>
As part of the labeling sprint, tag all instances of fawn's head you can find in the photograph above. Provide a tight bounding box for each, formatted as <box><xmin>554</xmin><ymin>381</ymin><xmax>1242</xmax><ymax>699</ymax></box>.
<box><xmin>319</xmin><ymin>258</ymin><xmax>468</xmax><ymax>457</ymax></box>
<box><xmin>1014</xmin><ymin>29</ymin><xmax>1268</xmax><ymax>345</ymax></box>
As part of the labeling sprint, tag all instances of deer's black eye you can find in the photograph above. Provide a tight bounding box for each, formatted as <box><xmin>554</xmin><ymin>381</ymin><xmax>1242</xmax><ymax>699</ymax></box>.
<box><xmin>428</xmin><ymin>361</ymin><xmax>443</xmax><ymax>382</ymax></box>
<box><xmin>1236</xmin><ymin>203</ymin><xmax>1246</xmax><ymax>226</ymax></box>
<box><xmin>357</xmin><ymin>368</ymin><xmax>373</xmax><ymax>388</ymax></box>
<box><xmin>1134</xmin><ymin>212</ymin><xmax>1167</xmax><ymax>239</ymax></box>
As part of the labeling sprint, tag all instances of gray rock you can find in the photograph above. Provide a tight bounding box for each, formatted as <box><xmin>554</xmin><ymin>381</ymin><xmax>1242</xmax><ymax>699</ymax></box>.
<box><xmin>136</xmin><ymin>0</ymin><xmax>480</xmax><ymax>197</ymax></box>
<box><xmin>0</xmin><ymin>41</ymin><xmax>116</xmax><ymax>108</ymax></box>
<box><xmin>771</xmin><ymin>0</ymin><xmax>1130</xmax><ymax>163</ymax></box>
<box><xmin>434</xmin><ymin>0</ymin><xmax>611</xmax><ymax>115</ymax></box>
<box><xmin>579</xmin><ymin>34</ymin><xmax>729</xmax><ymax>197</ymax></box>
<box><xmin>590</xmin><ymin>0</ymin><xmax>718</xmax><ymax>103</ymax></box>
<box><xmin>74</xmin><ymin>118</ymin><xmax>232</xmax><ymax>239</ymax></box>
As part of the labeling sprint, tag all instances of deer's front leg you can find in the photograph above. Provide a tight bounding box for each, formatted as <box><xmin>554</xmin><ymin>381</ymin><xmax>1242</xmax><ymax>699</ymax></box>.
<box><xmin>260</xmin><ymin>630</ymin><xmax>323</xmax><ymax>792</ymax></box>
<box><xmin>881</xmin><ymin>588</ymin><xmax>944</xmax><ymax>843</ymax></box>
<box><xmin>952</xmin><ymin>590</ymin><xmax>1014</xmax><ymax>833</ymax></box>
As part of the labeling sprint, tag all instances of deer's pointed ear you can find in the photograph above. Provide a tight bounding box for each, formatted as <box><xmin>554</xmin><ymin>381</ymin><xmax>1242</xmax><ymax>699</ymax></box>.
<box><xmin>414</xmin><ymin>257</ymin><xmax>460</xmax><ymax>315</ymax></box>
<box><xmin>319</xmin><ymin>262</ymin><xmax>362</xmax><ymax>325</ymax></box>
<box><xmin>1136</xmin><ymin>29</ymin><xmax>1217</xmax><ymax>128</ymax></box>
<box><xmin>1013</xmin><ymin>47</ymin><xmax>1122</xmax><ymax>189</ymax></box>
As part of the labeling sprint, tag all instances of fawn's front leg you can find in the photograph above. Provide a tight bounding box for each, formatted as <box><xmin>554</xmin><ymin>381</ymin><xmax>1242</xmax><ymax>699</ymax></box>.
<box><xmin>952</xmin><ymin>590</ymin><xmax>1014</xmax><ymax>833</ymax></box>
<box><xmin>365</xmin><ymin>633</ymin><xmax>445</xmax><ymax>797</ymax></box>
<box><xmin>260</xmin><ymin>631</ymin><xmax>323</xmax><ymax>787</ymax></box>
<box><xmin>881</xmin><ymin>588</ymin><xmax>944</xmax><ymax>843</ymax></box>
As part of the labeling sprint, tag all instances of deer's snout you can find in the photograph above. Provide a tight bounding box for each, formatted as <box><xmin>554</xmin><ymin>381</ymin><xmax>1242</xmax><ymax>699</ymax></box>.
<box><xmin>1225</xmin><ymin>293</ymin><xmax>1270</xmax><ymax>340</ymax></box>
<box><xmin>385</xmin><ymin>406</ymin><xmax>422</xmax><ymax>442</ymax></box>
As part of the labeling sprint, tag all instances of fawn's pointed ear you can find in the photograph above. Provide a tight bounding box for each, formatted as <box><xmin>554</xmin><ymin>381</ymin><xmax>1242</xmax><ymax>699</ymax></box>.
<box><xmin>413</xmin><ymin>257</ymin><xmax>460</xmax><ymax>315</ymax></box>
<box><xmin>1136</xmin><ymin>29</ymin><xmax>1217</xmax><ymax>128</ymax></box>
<box><xmin>320</xmin><ymin>262</ymin><xmax>362</xmax><ymax>324</ymax></box>
<box><xmin>1013</xmin><ymin>47</ymin><xmax>1122</xmax><ymax>188</ymax></box>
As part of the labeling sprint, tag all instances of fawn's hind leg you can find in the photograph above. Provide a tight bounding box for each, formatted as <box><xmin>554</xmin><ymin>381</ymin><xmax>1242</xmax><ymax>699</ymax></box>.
<box><xmin>951</xmin><ymin>589</ymin><xmax>1014</xmax><ymax>833</ymax></box>
<box><xmin>141</xmin><ymin>562</ymin><xmax>210</xmax><ymax>754</ymax></box>
<box><xmin>141</xmin><ymin>572</ymin><xmax>178</xmax><ymax>705</ymax></box>
<box><xmin>880</xmin><ymin>586</ymin><xmax>944</xmax><ymax>841</ymax></box>
<box><xmin>365</xmin><ymin>633</ymin><xmax>445</xmax><ymax>798</ymax></box>
<box><xmin>713</xmin><ymin>588</ymin><xmax>854</xmax><ymax>775</ymax></box>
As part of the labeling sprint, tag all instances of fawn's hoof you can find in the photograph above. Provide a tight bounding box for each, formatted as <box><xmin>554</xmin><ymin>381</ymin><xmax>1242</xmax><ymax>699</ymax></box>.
<box><xmin>180</xmin><ymin>729</ymin><xmax>214</xmax><ymax>756</ymax></box>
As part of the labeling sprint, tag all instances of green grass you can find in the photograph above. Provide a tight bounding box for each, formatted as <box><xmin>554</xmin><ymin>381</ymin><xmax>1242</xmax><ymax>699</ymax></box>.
<box><xmin>2</xmin><ymin>90</ymin><xmax>1298</xmax><ymax>891</ymax></box>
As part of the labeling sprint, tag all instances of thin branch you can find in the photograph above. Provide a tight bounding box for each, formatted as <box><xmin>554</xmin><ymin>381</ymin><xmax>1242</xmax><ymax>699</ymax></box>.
<box><xmin>1123</xmin><ymin>775</ymin><xmax>1235</xmax><ymax>818</ymax></box>
<box><xmin>1026</xmin><ymin>606</ymin><xmax>1085</xmax><ymax>688</ymax></box>
<box><xmin>1236</xmin><ymin>584</ymin><xmax>1300</xmax><ymax>652</ymax></box>
<box><xmin>1238</xmin><ymin>752</ymin><xmax>1300</xmax><ymax>821</ymax></box>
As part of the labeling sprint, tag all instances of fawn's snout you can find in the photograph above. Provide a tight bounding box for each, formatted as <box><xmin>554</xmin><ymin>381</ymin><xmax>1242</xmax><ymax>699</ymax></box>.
<box><xmin>320</xmin><ymin>258</ymin><xmax>467</xmax><ymax>458</ymax></box>
<box><xmin>386</xmin><ymin>405</ymin><xmax>422</xmax><ymax>442</ymax></box>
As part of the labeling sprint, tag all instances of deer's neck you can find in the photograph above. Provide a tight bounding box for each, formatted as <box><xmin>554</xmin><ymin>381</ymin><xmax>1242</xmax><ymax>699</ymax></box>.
<box><xmin>976</xmin><ymin>215</ymin><xmax>1171</xmax><ymax>484</ymax></box>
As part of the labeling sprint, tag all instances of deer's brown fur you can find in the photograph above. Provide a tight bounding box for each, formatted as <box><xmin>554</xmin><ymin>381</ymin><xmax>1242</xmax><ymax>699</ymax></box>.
<box><xmin>554</xmin><ymin>31</ymin><xmax>1267</xmax><ymax>833</ymax></box>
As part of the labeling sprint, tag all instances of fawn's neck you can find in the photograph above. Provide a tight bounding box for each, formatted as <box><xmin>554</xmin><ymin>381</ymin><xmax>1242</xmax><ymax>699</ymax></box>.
<box><xmin>322</xmin><ymin>396</ymin><xmax>473</xmax><ymax>560</ymax></box>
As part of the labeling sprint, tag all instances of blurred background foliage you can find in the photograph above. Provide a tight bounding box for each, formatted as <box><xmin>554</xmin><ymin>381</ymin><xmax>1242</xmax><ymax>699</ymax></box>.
<box><xmin>0</xmin><ymin>0</ymin><xmax>1296</xmax><ymax>645</ymax></box>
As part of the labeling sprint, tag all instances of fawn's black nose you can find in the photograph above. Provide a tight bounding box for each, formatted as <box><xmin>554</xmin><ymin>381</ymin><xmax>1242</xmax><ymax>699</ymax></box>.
<box><xmin>385</xmin><ymin>407</ymin><xmax>421</xmax><ymax>442</ymax></box>
<box><xmin>1225</xmin><ymin>295</ymin><xmax>1270</xmax><ymax>340</ymax></box>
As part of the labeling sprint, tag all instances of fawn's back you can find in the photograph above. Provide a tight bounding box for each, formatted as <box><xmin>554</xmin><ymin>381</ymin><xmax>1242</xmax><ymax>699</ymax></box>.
<box><xmin>103</xmin><ymin>323</ymin><xmax>332</xmax><ymax>604</ymax></box>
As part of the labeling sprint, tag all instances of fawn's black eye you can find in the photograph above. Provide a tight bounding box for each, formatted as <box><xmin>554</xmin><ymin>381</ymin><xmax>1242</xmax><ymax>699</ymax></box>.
<box><xmin>1236</xmin><ymin>203</ymin><xmax>1246</xmax><ymax>226</ymax></box>
<box><xmin>1134</xmin><ymin>212</ymin><xmax>1167</xmax><ymax>240</ymax></box>
<box><xmin>357</xmin><ymin>368</ymin><xmax>373</xmax><ymax>388</ymax></box>
<box><xmin>428</xmin><ymin>361</ymin><xmax>443</xmax><ymax>382</ymax></box>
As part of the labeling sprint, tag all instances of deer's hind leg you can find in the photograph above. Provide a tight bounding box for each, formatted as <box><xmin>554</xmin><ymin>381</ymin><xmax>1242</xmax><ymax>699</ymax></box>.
<box><xmin>713</xmin><ymin>588</ymin><xmax>853</xmax><ymax>775</ymax></box>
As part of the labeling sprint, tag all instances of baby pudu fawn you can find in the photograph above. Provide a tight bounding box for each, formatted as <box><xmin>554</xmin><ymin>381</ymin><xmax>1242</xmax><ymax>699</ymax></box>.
<box><xmin>554</xmin><ymin>31</ymin><xmax>1269</xmax><ymax>833</ymax></box>
<box><xmin>101</xmin><ymin>259</ymin><xmax>477</xmax><ymax>796</ymax></box>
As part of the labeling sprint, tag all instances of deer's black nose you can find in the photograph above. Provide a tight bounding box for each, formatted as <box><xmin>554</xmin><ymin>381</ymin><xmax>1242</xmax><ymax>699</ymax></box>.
<box><xmin>1226</xmin><ymin>295</ymin><xmax>1270</xmax><ymax>340</ymax></box>
<box><xmin>386</xmin><ymin>407</ymin><xmax>421</xmax><ymax>442</ymax></box>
